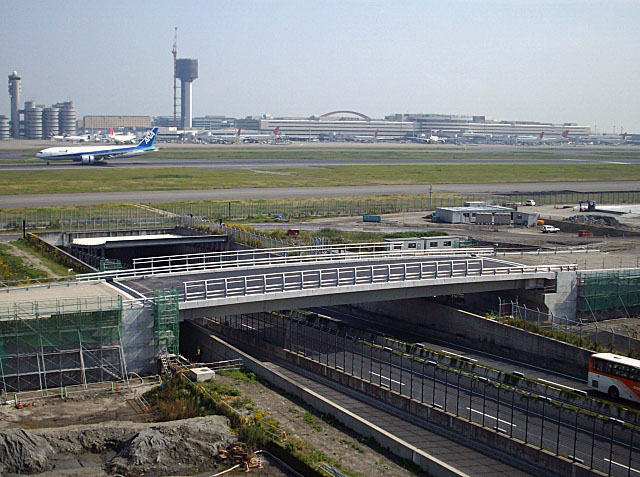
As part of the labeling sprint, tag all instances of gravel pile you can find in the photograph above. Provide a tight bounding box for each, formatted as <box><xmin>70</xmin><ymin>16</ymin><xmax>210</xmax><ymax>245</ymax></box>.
<box><xmin>0</xmin><ymin>415</ymin><xmax>235</xmax><ymax>476</ymax></box>
<box><xmin>566</xmin><ymin>214</ymin><xmax>621</xmax><ymax>227</ymax></box>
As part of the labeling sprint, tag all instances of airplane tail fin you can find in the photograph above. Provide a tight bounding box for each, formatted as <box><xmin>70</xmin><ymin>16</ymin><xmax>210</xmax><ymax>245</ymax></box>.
<box><xmin>562</xmin><ymin>130</ymin><xmax>569</xmax><ymax>138</ymax></box>
<box><xmin>237</xmin><ymin>128</ymin><xmax>242</xmax><ymax>136</ymax></box>
<box><xmin>273</xmin><ymin>126</ymin><xmax>280</xmax><ymax>136</ymax></box>
<box><xmin>623</xmin><ymin>132</ymin><xmax>627</xmax><ymax>140</ymax></box>
<box><xmin>375</xmin><ymin>129</ymin><xmax>379</xmax><ymax>139</ymax></box>
<box><xmin>110</xmin><ymin>127</ymin><xmax>114</xmax><ymax>136</ymax></box>
<box><xmin>137</xmin><ymin>128</ymin><xmax>159</xmax><ymax>148</ymax></box>
<box><xmin>539</xmin><ymin>132</ymin><xmax>544</xmax><ymax>139</ymax></box>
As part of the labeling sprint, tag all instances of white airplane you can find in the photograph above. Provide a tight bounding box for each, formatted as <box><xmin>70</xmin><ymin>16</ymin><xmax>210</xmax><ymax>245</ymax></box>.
<box><xmin>353</xmin><ymin>129</ymin><xmax>397</xmax><ymax>142</ymax></box>
<box><xmin>584</xmin><ymin>133</ymin><xmax>627</xmax><ymax>145</ymax></box>
<box><xmin>240</xmin><ymin>126</ymin><xmax>280</xmax><ymax>143</ymax></box>
<box><xmin>413</xmin><ymin>129</ymin><xmax>444</xmax><ymax>144</ymax></box>
<box><xmin>109</xmin><ymin>127</ymin><xmax>137</xmax><ymax>144</ymax></box>
<box><xmin>515</xmin><ymin>132</ymin><xmax>544</xmax><ymax>144</ymax></box>
<box><xmin>36</xmin><ymin>128</ymin><xmax>158</xmax><ymax>165</ymax></box>
<box><xmin>210</xmin><ymin>128</ymin><xmax>242</xmax><ymax>144</ymax></box>
<box><xmin>50</xmin><ymin>131</ymin><xmax>91</xmax><ymax>142</ymax></box>
<box><xmin>540</xmin><ymin>130</ymin><xmax>570</xmax><ymax>144</ymax></box>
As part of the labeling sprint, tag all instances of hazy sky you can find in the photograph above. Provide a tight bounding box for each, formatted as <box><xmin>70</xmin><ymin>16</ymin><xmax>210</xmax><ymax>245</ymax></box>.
<box><xmin>2</xmin><ymin>0</ymin><xmax>639</xmax><ymax>132</ymax></box>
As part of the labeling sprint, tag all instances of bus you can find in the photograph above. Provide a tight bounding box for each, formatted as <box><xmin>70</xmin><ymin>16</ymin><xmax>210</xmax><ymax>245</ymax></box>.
<box><xmin>588</xmin><ymin>353</ymin><xmax>640</xmax><ymax>402</ymax></box>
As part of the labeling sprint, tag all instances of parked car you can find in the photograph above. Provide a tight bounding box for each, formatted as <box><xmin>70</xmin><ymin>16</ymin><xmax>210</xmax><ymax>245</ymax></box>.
<box><xmin>541</xmin><ymin>225</ymin><xmax>560</xmax><ymax>233</ymax></box>
<box><xmin>524</xmin><ymin>199</ymin><xmax>536</xmax><ymax>206</ymax></box>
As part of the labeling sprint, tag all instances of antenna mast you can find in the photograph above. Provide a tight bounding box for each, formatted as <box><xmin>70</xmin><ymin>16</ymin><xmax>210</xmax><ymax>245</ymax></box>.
<box><xmin>172</xmin><ymin>27</ymin><xmax>178</xmax><ymax>129</ymax></box>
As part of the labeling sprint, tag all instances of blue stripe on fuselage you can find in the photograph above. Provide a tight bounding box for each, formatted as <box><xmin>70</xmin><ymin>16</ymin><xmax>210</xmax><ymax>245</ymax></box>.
<box><xmin>44</xmin><ymin>145</ymin><xmax>154</xmax><ymax>159</ymax></box>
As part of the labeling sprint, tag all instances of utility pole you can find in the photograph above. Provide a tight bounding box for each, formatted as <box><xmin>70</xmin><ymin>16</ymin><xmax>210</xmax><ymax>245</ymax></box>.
<box><xmin>172</xmin><ymin>27</ymin><xmax>178</xmax><ymax>129</ymax></box>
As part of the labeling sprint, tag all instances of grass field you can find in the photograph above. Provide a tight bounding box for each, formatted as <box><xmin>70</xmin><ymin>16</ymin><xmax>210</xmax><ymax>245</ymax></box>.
<box><xmin>0</xmin><ymin>164</ymin><xmax>638</xmax><ymax>195</ymax></box>
<box><xmin>0</xmin><ymin>243</ymin><xmax>49</xmax><ymax>280</ymax></box>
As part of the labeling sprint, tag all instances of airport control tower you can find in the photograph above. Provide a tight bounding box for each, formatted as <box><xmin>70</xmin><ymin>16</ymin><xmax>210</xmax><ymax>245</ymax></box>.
<box><xmin>8</xmin><ymin>71</ymin><xmax>22</xmax><ymax>138</ymax></box>
<box><xmin>175</xmin><ymin>59</ymin><xmax>198</xmax><ymax>129</ymax></box>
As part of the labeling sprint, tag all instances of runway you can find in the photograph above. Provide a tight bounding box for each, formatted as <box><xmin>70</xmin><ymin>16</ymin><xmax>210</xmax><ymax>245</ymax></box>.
<box><xmin>1</xmin><ymin>143</ymin><xmax>639</xmax><ymax>170</ymax></box>
<box><xmin>1</xmin><ymin>181</ymin><xmax>639</xmax><ymax>208</ymax></box>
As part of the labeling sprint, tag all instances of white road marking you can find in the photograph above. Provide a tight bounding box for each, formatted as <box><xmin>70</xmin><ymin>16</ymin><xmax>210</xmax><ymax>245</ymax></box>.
<box><xmin>603</xmin><ymin>161</ymin><xmax>631</xmax><ymax>165</ymax></box>
<box><xmin>466</xmin><ymin>407</ymin><xmax>516</xmax><ymax>427</ymax></box>
<box><xmin>604</xmin><ymin>458</ymin><xmax>640</xmax><ymax>474</ymax></box>
<box><xmin>241</xmin><ymin>324</ymin><xmax>256</xmax><ymax>330</ymax></box>
<box><xmin>370</xmin><ymin>371</ymin><xmax>405</xmax><ymax>386</ymax></box>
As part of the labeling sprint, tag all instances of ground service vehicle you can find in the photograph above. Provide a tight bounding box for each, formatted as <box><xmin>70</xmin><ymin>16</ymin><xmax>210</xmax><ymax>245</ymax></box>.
<box><xmin>541</xmin><ymin>225</ymin><xmax>560</xmax><ymax>233</ymax></box>
<box><xmin>524</xmin><ymin>199</ymin><xmax>536</xmax><ymax>206</ymax></box>
<box><xmin>588</xmin><ymin>353</ymin><xmax>640</xmax><ymax>402</ymax></box>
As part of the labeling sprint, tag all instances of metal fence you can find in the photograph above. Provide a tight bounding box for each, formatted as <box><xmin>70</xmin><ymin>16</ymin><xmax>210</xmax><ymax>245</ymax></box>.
<box><xmin>3</xmin><ymin>190</ymin><xmax>640</xmax><ymax>231</ymax></box>
<box><xmin>182</xmin><ymin>260</ymin><xmax>576</xmax><ymax>302</ymax></box>
<box><xmin>497</xmin><ymin>300</ymin><xmax>640</xmax><ymax>357</ymax></box>
<box><xmin>208</xmin><ymin>312</ymin><xmax>639</xmax><ymax>477</ymax></box>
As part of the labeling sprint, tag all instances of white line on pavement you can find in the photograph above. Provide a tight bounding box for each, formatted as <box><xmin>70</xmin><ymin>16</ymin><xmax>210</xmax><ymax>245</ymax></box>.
<box><xmin>370</xmin><ymin>371</ymin><xmax>405</xmax><ymax>386</ymax></box>
<box><xmin>466</xmin><ymin>407</ymin><xmax>516</xmax><ymax>427</ymax></box>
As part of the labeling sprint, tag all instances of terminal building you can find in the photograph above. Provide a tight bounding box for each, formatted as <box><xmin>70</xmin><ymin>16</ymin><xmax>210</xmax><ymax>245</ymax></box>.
<box><xmin>79</xmin><ymin>115</ymin><xmax>152</xmax><ymax>132</ymax></box>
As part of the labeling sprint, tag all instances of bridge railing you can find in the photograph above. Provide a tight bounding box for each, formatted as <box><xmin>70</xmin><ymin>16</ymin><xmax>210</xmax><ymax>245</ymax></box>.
<box><xmin>76</xmin><ymin>247</ymin><xmax>495</xmax><ymax>282</ymax></box>
<box><xmin>182</xmin><ymin>259</ymin><xmax>577</xmax><ymax>302</ymax></box>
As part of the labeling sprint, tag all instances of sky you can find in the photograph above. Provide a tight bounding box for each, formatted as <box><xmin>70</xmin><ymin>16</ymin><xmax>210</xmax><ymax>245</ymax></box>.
<box><xmin>2</xmin><ymin>0</ymin><xmax>640</xmax><ymax>132</ymax></box>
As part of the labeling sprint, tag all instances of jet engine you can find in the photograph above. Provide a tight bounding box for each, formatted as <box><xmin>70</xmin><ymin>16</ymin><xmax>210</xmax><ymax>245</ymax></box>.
<box><xmin>81</xmin><ymin>155</ymin><xmax>95</xmax><ymax>165</ymax></box>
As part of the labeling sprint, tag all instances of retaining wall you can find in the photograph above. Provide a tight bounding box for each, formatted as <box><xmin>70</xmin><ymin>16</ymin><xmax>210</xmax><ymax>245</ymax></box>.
<box><xmin>345</xmin><ymin>299</ymin><xmax>593</xmax><ymax>380</ymax></box>
<box><xmin>183</xmin><ymin>320</ymin><xmax>603</xmax><ymax>477</ymax></box>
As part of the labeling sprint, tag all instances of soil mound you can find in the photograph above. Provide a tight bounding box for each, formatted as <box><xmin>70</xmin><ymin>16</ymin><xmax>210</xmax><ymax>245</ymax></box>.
<box><xmin>0</xmin><ymin>429</ymin><xmax>54</xmax><ymax>474</ymax></box>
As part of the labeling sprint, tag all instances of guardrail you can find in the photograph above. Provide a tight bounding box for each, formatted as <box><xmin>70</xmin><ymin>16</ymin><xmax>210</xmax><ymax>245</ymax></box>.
<box><xmin>182</xmin><ymin>259</ymin><xmax>576</xmax><ymax>302</ymax></box>
<box><xmin>76</xmin><ymin>247</ymin><xmax>495</xmax><ymax>282</ymax></box>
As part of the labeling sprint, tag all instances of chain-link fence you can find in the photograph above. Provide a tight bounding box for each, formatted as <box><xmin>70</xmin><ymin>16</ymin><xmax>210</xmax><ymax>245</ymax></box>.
<box><xmin>3</xmin><ymin>190</ymin><xmax>640</xmax><ymax>232</ymax></box>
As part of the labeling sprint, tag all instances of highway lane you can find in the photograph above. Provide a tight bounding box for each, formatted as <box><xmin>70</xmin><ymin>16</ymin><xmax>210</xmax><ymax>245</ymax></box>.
<box><xmin>2</xmin><ymin>181</ymin><xmax>640</xmax><ymax>208</ymax></box>
<box><xmin>213</xmin><ymin>313</ymin><xmax>639</xmax><ymax>476</ymax></box>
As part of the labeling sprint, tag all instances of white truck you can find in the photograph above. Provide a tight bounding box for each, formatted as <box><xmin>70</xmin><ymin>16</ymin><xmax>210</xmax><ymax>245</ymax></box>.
<box><xmin>541</xmin><ymin>225</ymin><xmax>560</xmax><ymax>233</ymax></box>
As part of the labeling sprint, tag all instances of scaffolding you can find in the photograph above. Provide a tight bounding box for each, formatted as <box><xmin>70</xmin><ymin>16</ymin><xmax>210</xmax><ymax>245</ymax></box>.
<box><xmin>99</xmin><ymin>259</ymin><xmax>122</xmax><ymax>272</ymax></box>
<box><xmin>153</xmin><ymin>289</ymin><xmax>179</xmax><ymax>356</ymax></box>
<box><xmin>578</xmin><ymin>269</ymin><xmax>640</xmax><ymax>318</ymax></box>
<box><xmin>0</xmin><ymin>296</ymin><xmax>126</xmax><ymax>395</ymax></box>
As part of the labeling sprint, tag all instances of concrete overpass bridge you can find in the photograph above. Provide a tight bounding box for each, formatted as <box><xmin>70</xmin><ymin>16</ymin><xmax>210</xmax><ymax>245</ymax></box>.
<box><xmin>77</xmin><ymin>244</ymin><xmax>576</xmax><ymax>318</ymax></box>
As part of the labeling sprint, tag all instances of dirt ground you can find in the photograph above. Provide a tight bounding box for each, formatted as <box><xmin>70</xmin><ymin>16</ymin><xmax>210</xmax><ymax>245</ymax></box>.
<box><xmin>0</xmin><ymin>375</ymin><xmax>416</xmax><ymax>477</ymax></box>
<box><xmin>213</xmin><ymin>373</ymin><xmax>417</xmax><ymax>477</ymax></box>
<box><xmin>269</xmin><ymin>209</ymin><xmax>640</xmax><ymax>270</ymax></box>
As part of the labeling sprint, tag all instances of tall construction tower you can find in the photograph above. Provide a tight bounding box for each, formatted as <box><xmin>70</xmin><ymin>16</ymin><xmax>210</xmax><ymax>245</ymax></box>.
<box><xmin>176</xmin><ymin>58</ymin><xmax>198</xmax><ymax>129</ymax></box>
<box><xmin>8</xmin><ymin>71</ymin><xmax>22</xmax><ymax>138</ymax></box>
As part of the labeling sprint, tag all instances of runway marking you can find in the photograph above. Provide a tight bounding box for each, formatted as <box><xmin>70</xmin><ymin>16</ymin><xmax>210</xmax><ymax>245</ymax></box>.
<box><xmin>602</xmin><ymin>161</ymin><xmax>631</xmax><ymax>165</ymax></box>
<box><xmin>466</xmin><ymin>407</ymin><xmax>516</xmax><ymax>426</ymax></box>
<box><xmin>604</xmin><ymin>458</ymin><xmax>640</xmax><ymax>474</ymax></box>
<box><xmin>563</xmin><ymin>159</ymin><xmax>587</xmax><ymax>162</ymax></box>
<box><xmin>370</xmin><ymin>371</ymin><xmax>405</xmax><ymax>385</ymax></box>
<box><xmin>240</xmin><ymin>324</ymin><xmax>256</xmax><ymax>330</ymax></box>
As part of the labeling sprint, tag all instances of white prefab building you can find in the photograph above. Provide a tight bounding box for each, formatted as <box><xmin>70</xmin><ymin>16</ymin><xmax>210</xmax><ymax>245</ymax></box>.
<box><xmin>434</xmin><ymin>207</ymin><xmax>538</xmax><ymax>226</ymax></box>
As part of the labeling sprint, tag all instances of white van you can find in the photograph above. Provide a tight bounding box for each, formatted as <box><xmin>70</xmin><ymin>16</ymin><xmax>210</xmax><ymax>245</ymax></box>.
<box><xmin>524</xmin><ymin>199</ymin><xmax>536</xmax><ymax>206</ymax></box>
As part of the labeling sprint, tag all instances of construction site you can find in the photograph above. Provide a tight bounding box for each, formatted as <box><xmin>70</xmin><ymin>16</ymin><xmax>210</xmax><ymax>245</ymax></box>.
<box><xmin>2</xmin><ymin>192</ymin><xmax>640</xmax><ymax>476</ymax></box>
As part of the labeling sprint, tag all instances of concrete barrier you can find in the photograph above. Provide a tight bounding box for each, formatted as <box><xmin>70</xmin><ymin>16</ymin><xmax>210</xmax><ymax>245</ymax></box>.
<box><xmin>348</xmin><ymin>300</ymin><xmax>593</xmax><ymax>380</ymax></box>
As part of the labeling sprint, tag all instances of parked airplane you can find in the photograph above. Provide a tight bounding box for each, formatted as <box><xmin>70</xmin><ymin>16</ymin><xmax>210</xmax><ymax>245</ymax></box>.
<box><xmin>540</xmin><ymin>130</ymin><xmax>569</xmax><ymax>144</ymax></box>
<box><xmin>584</xmin><ymin>133</ymin><xmax>627</xmax><ymax>145</ymax></box>
<box><xmin>413</xmin><ymin>129</ymin><xmax>444</xmax><ymax>144</ymax></box>
<box><xmin>36</xmin><ymin>128</ymin><xmax>158</xmax><ymax>165</ymax></box>
<box><xmin>353</xmin><ymin>129</ymin><xmax>379</xmax><ymax>142</ymax></box>
<box><xmin>240</xmin><ymin>126</ymin><xmax>281</xmax><ymax>143</ymax></box>
<box><xmin>50</xmin><ymin>132</ymin><xmax>91</xmax><ymax>142</ymax></box>
<box><xmin>515</xmin><ymin>132</ymin><xmax>544</xmax><ymax>144</ymax></box>
<box><xmin>210</xmin><ymin>128</ymin><xmax>242</xmax><ymax>144</ymax></box>
<box><xmin>109</xmin><ymin>127</ymin><xmax>136</xmax><ymax>144</ymax></box>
